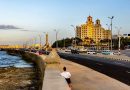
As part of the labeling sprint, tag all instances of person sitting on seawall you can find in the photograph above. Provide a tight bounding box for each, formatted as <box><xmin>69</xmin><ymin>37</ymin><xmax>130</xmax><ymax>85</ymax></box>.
<box><xmin>61</xmin><ymin>67</ymin><xmax>72</xmax><ymax>89</ymax></box>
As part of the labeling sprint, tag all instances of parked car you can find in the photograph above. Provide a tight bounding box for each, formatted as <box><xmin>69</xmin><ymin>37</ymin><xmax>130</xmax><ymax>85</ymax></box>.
<box><xmin>78</xmin><ymin>48</ymin><xmax>87</xmax><ymax>53</ymax></box>
<box><xmin>38</xmin><ymin>50</ymin><xmax>50</xmax><ymax>55</ymax></box>
<box><xmin>113</xmin><ymin>51</ymin><xmax>121</xmax><ymax>55</ymax></box>
<box><xmin>101</xmin><ymin>50</ymin><xmax>114</xmax><ymax>55</ymax></box>
<box><xmin>65</xmin><ymin>49</ymin><xmax>71</xmax><ymax>52</ymax></box>
<box><xmin>87</xmin><ymin>50</ymin><xmax>96</xmax><ymax>54</ymax></box>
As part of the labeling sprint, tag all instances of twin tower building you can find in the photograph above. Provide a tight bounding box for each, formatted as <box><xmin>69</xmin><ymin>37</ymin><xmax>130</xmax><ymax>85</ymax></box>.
<box><xmin>76</xmin><ymin>16</ymin><xmax>111</xmax><ymax>45</ymax></box>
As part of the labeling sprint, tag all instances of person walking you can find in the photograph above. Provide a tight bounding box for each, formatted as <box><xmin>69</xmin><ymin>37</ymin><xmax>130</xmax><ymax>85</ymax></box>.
<box><xmin>61</xmin><ymin>67</ymin><xmax>72</xmax><ymax>88</ymax></box>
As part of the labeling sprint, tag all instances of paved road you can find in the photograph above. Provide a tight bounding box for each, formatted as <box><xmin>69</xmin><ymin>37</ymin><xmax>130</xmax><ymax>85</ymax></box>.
<box><xmin>58</xmin><ymin>52</ymin><xmax>130</xmax><ymax>85</ymax></box>
<box><xmin>121</xmin><ymin>50</ymin><xmax>130</xmax><ymax>57</ymax></box>
<box><xmin>60</xmin><ymin>59</ymin><xmax>130</xmax><ymax>90</ymax></box>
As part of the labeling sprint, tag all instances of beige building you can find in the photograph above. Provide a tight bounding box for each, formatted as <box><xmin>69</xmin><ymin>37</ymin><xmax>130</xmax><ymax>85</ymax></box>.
<box><xmin>0</xmin><ymin>45</ymin><xmax>23</xmax><ymax>49</ymax></box>
<box><xmin>76</xmin><ymin>16</ymin><xmax>111</xmax><ymax>45</ymax></box>
<box><xmin>94</xmin><ymin>19</ymin><xmax>111</xmax><ymax>43</ymax></box>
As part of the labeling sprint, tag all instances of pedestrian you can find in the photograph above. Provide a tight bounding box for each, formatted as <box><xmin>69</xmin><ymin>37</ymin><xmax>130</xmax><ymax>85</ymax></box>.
<box><xmin>61</xmin><ymin>67</ymin><xmax>72</xmax><ymax>88</ymax></box>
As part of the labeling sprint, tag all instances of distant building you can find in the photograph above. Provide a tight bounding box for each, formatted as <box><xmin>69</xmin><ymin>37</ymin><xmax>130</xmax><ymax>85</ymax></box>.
<box><xmin>94</xmin><ymin>19</ymin><xmax>111</xmax><ymax>43</ymax></box>
<box><xmin>0</xmin><ymin>45</ymin><xmax>23</xmax><ymax>49</ymax></box>
<box><xmin>0</xmin><ymin>45</ymin><xmax>9</xmax><ymax>49</ymax></box>
<box><xmin>123</xmin><ymin>34</ymin><xmax>130</xmax><ymax>38</ymax></box>
<box><xmin>112</xmin><ymin>33</ymin><xmax>130</xmax><ymax>39</ymax></box>
<box><xmin>76</xmin><ymin>16</ymin><xmax>111</xmax><ymax>45</ymax></box>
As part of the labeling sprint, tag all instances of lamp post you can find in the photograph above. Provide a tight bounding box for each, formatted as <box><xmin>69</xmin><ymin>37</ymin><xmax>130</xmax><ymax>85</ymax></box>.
<box><xmin>106</xmin><ymin>24</ymin><xmax>111</xmax><ymax>50</ymax></box>
<box><xmin>32</xmin><ymin>37</ymin><xmax>37</xmax><ymax>49</ymax></box>
<box><xmin>34</xmin><ymin>37</ymin><xmax>36</xmax><ymax>47</ymax></box>
<box><xmin>39</xmin><ymin>35</ymin><xmax>42</xmax><ymax>50</ymax></box>
<box><xmin>108</xmin><ymin>16</ymin><xmax>114</xmax><ymax>51</ymax></box>
<box><xmin>63</xmin><ymin>38</ymin><xmax>65</xmax><ymax>48</ymax></box>
<box><xmin>54</xmin><ymin>29</ymin><xmax>58</xmax><ymax>49</ymax></box>
<box><xmin>71</xmin><ymin>25</ymin><xmax>76</xmax><ymax>48</ymax></box>
<box><xmin>115</xmin><ymin>27</ymin><xmax>122</xmax><ymax>54</ymax></box>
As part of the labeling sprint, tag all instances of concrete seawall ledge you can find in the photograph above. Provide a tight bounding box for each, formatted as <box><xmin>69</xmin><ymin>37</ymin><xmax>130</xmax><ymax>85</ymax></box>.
<box><xmin>6</xmin><ymin>49</ymin><xmax>70</xmax><ymax>90</ymax></box>
<box><xmin>42</xmin><ymin>49</ymin><xmax>70</xmax><ymax>90</ymax></box>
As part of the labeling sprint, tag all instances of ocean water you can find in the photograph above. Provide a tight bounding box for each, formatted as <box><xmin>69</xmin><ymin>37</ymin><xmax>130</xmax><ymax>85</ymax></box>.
<box><xmin>0</xmin><ymin>51</ymin><xmax>33</xmax><ymax>68</ymax></box>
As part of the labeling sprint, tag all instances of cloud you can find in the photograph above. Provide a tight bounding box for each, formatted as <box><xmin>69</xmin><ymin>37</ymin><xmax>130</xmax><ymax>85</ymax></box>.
<box><xmin>19</xmin><ymin>30</ymin><xmax>29</xmax><ymax>31</ymax></box>
<box><xmin>0</xmin><ymin>25</ymin><xmax>21</xmax><ymax>29</ymax></box>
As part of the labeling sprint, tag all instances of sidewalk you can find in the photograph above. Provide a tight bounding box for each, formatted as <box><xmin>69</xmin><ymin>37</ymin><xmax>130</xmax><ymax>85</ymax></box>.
<box><xmin>42</xmin><ymin>64</ymin><xmax>70</xmax><ymax>90</ymax></box>
<box><xmin>42</xmin><ymin>49</ymin><xmax>70</xmax><ymax>90</ymax></box>
<box><xmin>60</xmin><ymin>59</ymin><xmax>130</xmax><ymax>90</ymax></box>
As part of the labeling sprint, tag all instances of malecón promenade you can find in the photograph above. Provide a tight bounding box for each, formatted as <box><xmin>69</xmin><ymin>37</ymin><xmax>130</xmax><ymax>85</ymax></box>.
<box><xmin>2</xmin><ymin>49</ymin><xmax>130</xmax><ymax>90</ymax></box>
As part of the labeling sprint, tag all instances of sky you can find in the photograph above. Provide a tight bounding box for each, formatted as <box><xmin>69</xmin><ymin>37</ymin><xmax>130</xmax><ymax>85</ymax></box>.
<box><xmin>0</xmin><ymin>0</ymin><xmax>130</xmax><ymax>45</ymax></box>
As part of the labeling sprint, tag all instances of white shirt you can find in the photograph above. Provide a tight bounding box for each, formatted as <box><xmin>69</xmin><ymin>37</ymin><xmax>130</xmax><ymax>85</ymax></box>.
<box><xmin>61</xmin><ymin>71</ymin><xmax>71</xmax><ymax>79</ymax></box>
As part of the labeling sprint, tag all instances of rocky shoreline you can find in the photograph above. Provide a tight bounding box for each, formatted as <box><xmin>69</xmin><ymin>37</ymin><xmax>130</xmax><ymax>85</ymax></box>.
<box><xmin>0</xmin><ymin>66</ymin><xmax>42</xmax><ymax>90</ymax></box>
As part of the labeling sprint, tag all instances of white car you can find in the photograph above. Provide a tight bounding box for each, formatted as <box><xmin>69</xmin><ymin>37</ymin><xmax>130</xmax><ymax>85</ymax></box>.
<box><xmin>65</xmin><ymin>49</ymin><xmax>71</xmax><ymax>52</ymax></box>
<box><xmin>78</xmin><ymin>48</ymin><xmax>87</xmax><ymax>53</ymax></box>
<box><xmin>87</xmin><ymin>50</ymin><xmax>96</xmax><ymax>54</ymax></box>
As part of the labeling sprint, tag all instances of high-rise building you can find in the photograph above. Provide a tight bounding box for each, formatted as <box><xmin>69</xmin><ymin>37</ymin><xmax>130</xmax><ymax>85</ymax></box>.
<box><xmin>94</xmin><ymin>19</ymin><xmax>111</xmax><ymax>43</ymax></box>
<box><xmin>76</xmin><ymin>16</ymin><xmax>111</xmax><ymax>45</ymax></box>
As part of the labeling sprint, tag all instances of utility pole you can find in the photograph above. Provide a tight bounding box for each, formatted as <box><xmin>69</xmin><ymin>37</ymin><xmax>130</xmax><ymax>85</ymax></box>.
<box><xmin>106</xmin><ymin>24</ymin><xmax>111</xmax><ymax>50</ymax></box>
<box><xmin>71</xmin><ymin>25</ymin><xmax>76</xmax><ymax>48</ymax></box>
<box><xmin>115</xmin><ymin>27</ymin><xmax>122</xmax><ymax>54</ymax></box>
<box><xmin>39</xmin><ymin>35</ymin><xmax>42</xmax><ymax>50</ymax></box>
<box><xmin>63</xmin><ymin>38</ymin><xmax>65</xmax><ymax>48</ymax></box>
<box><xmin>108</xmin><ymin>16</ymin><xmax>114</xmax><ymax>51</ymax></box>
<box><xmin>33</xmin><ymin>37</ymin><xmax>36</xmax><ymax>49</ymax></box>
<box><xmin>118</xmin><ymin>30</ymin><xmax>121</xmax><ymax>54</ymax></box>
<box><xmin>54</xmin><ymin>29</ymin><xmax>58</xmax><ymax>49</ymax></box>
<box><xmin>34</xmin><ymin>37</ymin><xmax>36</xmax><ymax>46</ymax></box>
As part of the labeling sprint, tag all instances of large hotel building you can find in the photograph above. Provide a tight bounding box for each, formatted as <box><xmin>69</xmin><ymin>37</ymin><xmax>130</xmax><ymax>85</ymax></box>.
<box><xmin>76</xmin><ymin>16</ymin><xmax>111</xmax><ymax>45</ymax></box>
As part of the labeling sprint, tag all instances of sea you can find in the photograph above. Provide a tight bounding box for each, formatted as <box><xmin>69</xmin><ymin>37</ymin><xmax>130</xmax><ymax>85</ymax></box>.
<box><xmin>0</xmin><ymin>51</ymin><xmax>33</xmax><ymax>68</ymax></box>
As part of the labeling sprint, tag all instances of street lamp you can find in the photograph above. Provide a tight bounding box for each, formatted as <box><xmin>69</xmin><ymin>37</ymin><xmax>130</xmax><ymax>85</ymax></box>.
<box><xmin>70</xmin><ymin>25</ymin><xmax>76</xmax><ymax>48</ymax></box>
<box><xmin>115</xmin><ymin>27</ymin><xmax>122</xmax><ymax>54</ymax></box>
<box><xmin>108</xmin><ymin>16</ymin><xmax>114</xmax><ymax>51</ymax></box>
<box><xmin>63</xmin><ymin>38</ymin><xmax>65</xmax><ymax>48</ymax></box>
<box><xmin>32</xmin><ymin>37</ymin><xmax>37</xmax><ymax>49</ymax></box>
<box><xmin>39</xmin><ymin>34</ymin><xmax>42</xmax><ymax>50</ymax></box>
<box><xmin>106</xmin><ymin>24</ymin><xmax>111</xmax><ymax>50</ymax></box>
<box><xmin>54</xmin><ymin>29</ymin><xmax>58</xmax><ymax>49</ymax></box>
<box><xmin>34</xmin><ymin>37</ymin><xmax>37</xmax><ymax>47</ymax></box>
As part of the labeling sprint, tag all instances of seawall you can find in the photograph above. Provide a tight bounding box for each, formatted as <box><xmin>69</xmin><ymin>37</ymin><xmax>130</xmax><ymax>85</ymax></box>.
<box><xmin>7</xmin><ymin>49</ymin><xmax>70</xmax><ymax>90</ymax></box>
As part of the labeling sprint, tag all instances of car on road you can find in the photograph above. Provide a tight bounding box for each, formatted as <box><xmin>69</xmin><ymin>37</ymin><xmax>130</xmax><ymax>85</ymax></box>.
<box><xmin>87</xmin><ymin>50</ymin><xmax>96</xmax><ymax>54</ymax></box>
<box><xmin>65</xmin><ymin>49</ymin><xmax>71</xmax><ymax>52</ymax></box>
<box><xmin>113</xmin><ymin>51</ymin><xmax>121</xmax><ymax>55</ymax></box>
<box><xmin>71</xmin><ymin>49</ymin><xmax>79</xmax><ymax>54</ymax></box>
<box><xmin>101</xmin><ymin>50</ymin><xmax>114</xmax><ymax>55</ymax></box>
<box><xmin>78</xmin><ymin>48</ymin><xmax>87</xmax><ymax>53</ymax></box>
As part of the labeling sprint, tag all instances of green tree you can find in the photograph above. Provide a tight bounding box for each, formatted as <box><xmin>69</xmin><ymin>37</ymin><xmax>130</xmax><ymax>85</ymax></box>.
<box><xmin>112</xmin><ymin>37</ymin><xmax>130</xmax><ymax>50</ymax></box>
<box><xmin>52</xmin><ymin>38</ymin><xmax>72</xmax><ymax>48</ymax></box>
<box><xmin>75</xmin><ymin>37</ymin><xmax>83</xmax><ymax>45</ymax></box>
